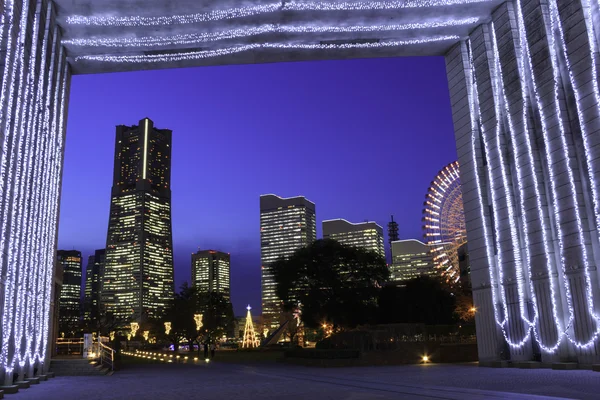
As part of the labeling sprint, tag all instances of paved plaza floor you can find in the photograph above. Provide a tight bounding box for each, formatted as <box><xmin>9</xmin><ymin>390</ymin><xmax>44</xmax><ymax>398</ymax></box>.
<box><xmin>10</xmin><ymin>360</ymin><xmax>600</xmax><ymax>399</ymax></box>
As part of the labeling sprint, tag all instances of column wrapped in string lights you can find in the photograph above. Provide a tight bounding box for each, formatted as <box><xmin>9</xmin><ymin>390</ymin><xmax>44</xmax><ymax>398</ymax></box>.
<box><xmin>0</xmin><ymin>0</ymin><xmax>71</xmax><ymax>385</ymax></box>
<box><xmin>446</xmin><ymin>0</ymin><xmax>600</xmax><ymax>364</ymax></box>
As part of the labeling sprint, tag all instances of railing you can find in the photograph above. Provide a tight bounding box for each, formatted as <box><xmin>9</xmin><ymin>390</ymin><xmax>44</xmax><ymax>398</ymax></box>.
<box><xmin>98</xmin><ymin>340</ymin><xmax>115</xmax><ymax>371</ymax></box>
<box><xmin>55</xmin><ymin>338</ymin><xmax>84</xmax><ymax>356</ymax></box>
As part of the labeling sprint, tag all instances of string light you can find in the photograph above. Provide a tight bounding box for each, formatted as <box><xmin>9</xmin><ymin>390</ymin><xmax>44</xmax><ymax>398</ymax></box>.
<box><xmin>65</xmin><ymin>0</ymin><xmax>493</xmax><ymax>26</ymax></box>
<box><xmin>75</xmin><ymin>36</ymin><xmax>460</xmax><ymax>64</ymax></box>
<box><xmin>0</xmin><ymin>0</ymin><xmax>19</xmax><ymax>375</ymax></box>
<box><xmin>489</xmin><ymin>23</ymin><xmax>532</xmax><ymax>344</ymax></box>
<box><xmin>63</xmin><ymin>19</ymin><xmax>478</xmax><ymax>48</ymax></box>
<box><xmin>466</xmin><ymin>38</ymin><xmax>532</xmax><ymax>348</ymax></box>
<box><xmin>546</xmin><ymin>0</ymin><xmax>600</xmax><ymax>349</ymax></box>
<box><xmin>511</xmin><ymin>0</ymin><xmax>563</xmax><ymax>352</ymax></box>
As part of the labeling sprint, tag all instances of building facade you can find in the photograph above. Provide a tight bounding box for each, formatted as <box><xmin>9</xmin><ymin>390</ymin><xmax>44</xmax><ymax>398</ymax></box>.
<box><xmin>84</xmin><ymin>249</ymin><xmax>105</xmax><ymax>328</ymax></box>
<box><xmin>390</xmin><ymin>240</ymin><xmax>435</xmax><ymax>283</ymax></box>
<box><xmin>260</xmin><ymin>194</ymin><xmax>316</xmax><ymax>326</ymax></box>
<box><xmin>102</xmin><ymin>118</ymin><xmax>174</xmax><ymax>327</ymax></box>
<box><xmin>191</xmin><ymin>250</ymin><xmax>231</xmax><ymax>300</ymax></box>
<box><xmin>322</xmin><ymin>219</ymin><xmax>385</xmax><ymax>258</ymax></box>
<box><xmin>56</xmin><ymin>250</ymin><xmax>83</xmax><ymax>336</ymax></box>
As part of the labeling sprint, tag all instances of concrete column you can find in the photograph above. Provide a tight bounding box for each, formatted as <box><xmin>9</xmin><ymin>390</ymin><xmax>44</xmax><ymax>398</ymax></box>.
<box><xmin>0</xmin><ymin>0</ymin><xmax>70</xmax><ymax>384</ymax></box>
<box><xmin>448</xmin><ymin>0</ymin><xmax>600</xmax><ymax>364</ymax></box>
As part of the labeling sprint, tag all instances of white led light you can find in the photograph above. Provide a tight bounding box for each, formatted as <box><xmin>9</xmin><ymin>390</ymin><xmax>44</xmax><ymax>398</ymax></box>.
<box><xmin>466</xmin><ymin>37</ymin><xmax>532</xmax><ymax>348</ymax></box>
<box><xmin>489</xmin><ymin>24</ymin><xmax>532</xmax><ymax>345</ymax></box>
<box><xmin>75</xmin><ymin>37</ymin><xmax>460</xmax><ymax>64</ymax></box>
<box><xmin>546</xmin><ymin>0</ymin><xmax>600</xmax><ymax>349</ymax></box>
<box><xmin>63</xmin><ymin>19</ymin><xmax>478</xmax><ymax>48</ymax></box>
<box><xmin>511</xmin><ymin>0</ymin><xmax>564</xmax><ymax>352</ymax></box>
<box><xmin>65</xmin><ymin>1</ymin><xmax>492</xmax><ymax>26</ymax></box>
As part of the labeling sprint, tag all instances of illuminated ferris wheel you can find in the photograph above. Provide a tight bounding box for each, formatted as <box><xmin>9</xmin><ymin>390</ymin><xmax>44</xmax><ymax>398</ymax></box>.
<box><xmin>422</xmin><ymin>161</ymin><xmax>467</xmax><ymax>285</ymax></box>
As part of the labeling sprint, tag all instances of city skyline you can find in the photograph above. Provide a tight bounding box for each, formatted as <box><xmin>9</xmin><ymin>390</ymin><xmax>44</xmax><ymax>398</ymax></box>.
<box><xmin>57</xmin><ymin>57</ymin><xmax>458</xmax><ymax>316</ymax></box>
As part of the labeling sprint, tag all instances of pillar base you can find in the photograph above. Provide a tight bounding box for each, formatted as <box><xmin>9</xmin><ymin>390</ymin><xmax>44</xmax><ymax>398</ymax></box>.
<box><xmin>25</xmin><ymin>377</ymin><xmax>39</xmax><ymax>384</ymax></box>
<box><xmin>0</xmin><ymin>386</ymin><xmax>18</xmax><ymax>394</ymax></box>
<box><xmin>479</xmin><ymin>360</ymin><xmax>511</xmax><ymax>368</ymax></box>
<box><xmin>35</xmin><ymin>375</ymin><xmax>48</xmax><ymax>381</ymax></box>
<box><xmin>592</xmin><ymin>364</ymin><xmax>600</xmax><ymax>372</ymax></box>
<box><xmin>14</xmin><ymin>381</ymin><xmax>30</xmax><ymax>389</ymax></box>
<box><xmin>552</xmin><ymin>363</ymin><xmax>578</xmax><ymax>370</ymax></box>
<box><xmin>516</xmin><ymin>361</ymin><xmax>542</xmax><ymax>369</ymax></box>
<box><xmin>46</xmin><ymin>372</ymin><xmax>55</xmax><ymax>378</ymax></box>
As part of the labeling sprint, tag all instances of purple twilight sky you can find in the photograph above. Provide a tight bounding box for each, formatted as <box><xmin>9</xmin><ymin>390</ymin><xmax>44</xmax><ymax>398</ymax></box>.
<box><xmin>58</xmin><ymin>56</ymin><xmax>458</xmax><ymax>316</ymax></box>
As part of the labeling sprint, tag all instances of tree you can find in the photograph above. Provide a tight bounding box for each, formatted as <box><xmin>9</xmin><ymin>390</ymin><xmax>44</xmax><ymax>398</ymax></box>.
<box><xmin>163</xmin><ymin>283</ymin><xmax>199</xmax><ymax>351</ymax></box>
<box><xmin>197</xmin><ymin>291</ymin><xmax>235</xmax><ymax>341</ymax></box>
<box><xmin>377</xmin><ymin>276</ymin><xmax>456</xmax><ymax>325</ymax></box>
<box><xmin>272</xmin><ymin>239</ymin><xmax>389</xmax><ymax>330</ymax></box>
<box><xmin>454</xmin><ymin>293</ymin><xmax>476</xmax><ymax>323</ymax></box>
<box><xmin>162</xmin><ymin>284</ymin><xmax>235</xmax><ymax>351</ymax></box>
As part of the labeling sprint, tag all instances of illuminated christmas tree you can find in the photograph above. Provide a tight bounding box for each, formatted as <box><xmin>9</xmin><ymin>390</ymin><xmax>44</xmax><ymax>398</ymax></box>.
<box><xmin>242</xmin><ymin>305</ymin><xmax>260</xmax><ymax>348</ymax></box>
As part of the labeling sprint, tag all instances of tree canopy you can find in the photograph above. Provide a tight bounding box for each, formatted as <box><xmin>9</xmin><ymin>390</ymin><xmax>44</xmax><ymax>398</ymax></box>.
<box><xmin>377</xmin><ymin>276</ymin><xmax>457</xmax><ymax>325</ymax></box>
<box><xmin>162</xmin><ymin>283</ymin><xmax>234</xmax><ymax>349</ymax></box>
<box><xmin>272</xmin><ymin>239</ymin><xmax>389</xmax><ymax>330</ymax></box>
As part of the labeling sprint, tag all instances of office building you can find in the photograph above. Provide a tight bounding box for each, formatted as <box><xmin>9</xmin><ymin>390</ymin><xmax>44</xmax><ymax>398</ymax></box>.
<box><xmin>56</xmin><ymin>250</ymin><xmax>83</xmax><ymax>336</ymax></box>
<box><xmin>84</xmin><ymin>249</ymin><xmax>105</xmax><ymax>327</ymax></box>
<box><xmin>260</xmin><ymin>194</ymin><xmax>316</xmax><ymax>326</ymax></box>
<box><xmin>322</xmin><ymin>219</ymin><xmax>385</xmax><ymax>258</ymax></box>
<box><xmin>102</xmin><ymin>118</ymin><xmax>174</xmax><ymax>326</ymax></box>
<box><xmin>390</xmin><ymin>240</ymin><xmax>435</xmax><ymax>283</ymax></box>
<box><xmin>192</xmin><ymin>250</ymin><xmax>231</xmax><ymax>300</ymax></box>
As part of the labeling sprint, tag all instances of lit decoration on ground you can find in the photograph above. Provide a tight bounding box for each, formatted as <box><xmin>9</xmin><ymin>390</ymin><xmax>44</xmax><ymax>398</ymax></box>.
<box><xmin>130</xmin><ymin>322</ymin><xmax>139</xmax><ymax>338</ymax></box>
<box><xmin>164</xmin><ymin>322</ymin><xmax>172</xmax><ymax>335</ymax></box>
<box><xmin>65</xmin><ymin>1</ymin><xmax>493</xmax><ymax>26</ymax></box>
<box><xmin>109</xmin><ymin>331</ymin><xmax>115</xmax><ymax>341</ymax></box>
<box><xmin>242</xmin><ymin>305</ymin><xmax>260</xmax><ymax>348</ymax></box>
<box><xmin>63</xmin><ymin>19</ymin><xmax>478</xmax><ymax>48</ymax></box>
<box><xmin>194</xmin><ymin>314</ymin><xmax>203</xmax><ymax>331</ymax></box>
<box><xmin>422</xmin><ymin>161</ymin><xmax>466</xmax><ymax>285</ymax></box>
<box><xmin>143</xmin><ymin>331</ymin><xmax>150</xmax><ymax>341</ymax></box>
<box><xmin>75</xmin><ymin>37</ymin><xmax>460</xmax><ymax>64</ymax></box>
<box><xmin>322</xmin><ymin>322</ymin><xmax>334</xmax><ymax>338</ymax></box>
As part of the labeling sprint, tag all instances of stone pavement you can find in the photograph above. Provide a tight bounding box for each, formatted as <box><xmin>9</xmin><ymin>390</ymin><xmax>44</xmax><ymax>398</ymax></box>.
<box><xmin>9</xmin><ymin>360</ymin><xmax>600</xmax><ymax>399</ymax></box>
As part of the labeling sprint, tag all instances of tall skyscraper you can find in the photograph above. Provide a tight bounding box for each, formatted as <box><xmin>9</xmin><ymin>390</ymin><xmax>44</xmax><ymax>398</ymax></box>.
<box><xmin>260</xmin><ymin>194</ymin><xmax>316</xmax><ymax>326</ymax></box>
<box><xmin>84</xmin><ymin>249</ymin><xmax>105</xmax><ymax>327</ymax></box>
<box><xmin>102</xmin><ymin>118</ymin><xmax>174</xmax><ymax>326</ymax></box>
<box><xmin>56</xmin><ymin>250</ymin><xmax>83</xmax><ymax>336</ymax></box>
<box><xmin>390</xmin><ymin>239</ymin><xmax>435</xmax><ymax>283</ymax></box>
<box><xmin>322</xmin><ymin>219</ymin><xmax>385</xmax><ymax>258</ymax></box>
<box><xmin>192</xmin><ymin>250</ymin><xmax>231</xmax><ymax>300</ymax></box>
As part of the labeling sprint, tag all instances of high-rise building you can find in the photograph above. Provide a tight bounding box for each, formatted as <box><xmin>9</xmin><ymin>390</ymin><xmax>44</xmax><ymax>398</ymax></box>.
<box><xmin>102</xmin><ymin>118</ymin><xmax>174</xmax><ymax>326</ymax></box>
<box><xmin>84</xmin><ymin>249</ymin><xmax>105</xmax><ymax>327</ymax></box>
<box><xmin>390</xmin><ymin>239</ymin><xmax>435</xmax><ymax>283</ymax></box>
<box><xmin>260</xmin><ymin>194</ymin><xmax>316</xmax><ymax>326</ymax></box>
<box><xmin>191</xmin><ymin>250</ymin><xmax>231</xmax><ymax>300</ymax></box>
<box><xmin>56</xmin><ymin>250</ymin><xmax>83</xmax><ymax>336</ymax></box>
<box><xmin>387</xmin><ymin>215</ymin><xmax>399</xmax><ymax>260</ymax></box>
<box><xmin>322</xmin><ymin>219</ymin><xmax>385</xmax><ymax>258</ymax></box>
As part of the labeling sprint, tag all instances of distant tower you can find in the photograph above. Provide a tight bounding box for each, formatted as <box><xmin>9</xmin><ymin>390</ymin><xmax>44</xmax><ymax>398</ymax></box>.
<box><xmin>242</xmin><ymin>305</ymin><xmax>260</xmax><ymax>348</ymax></box>
<box><xmin>387</xmin><ymin>215</ymin><xmax>399</xmax><ymax>259</ymax></box>
<box><xmin>102</xmin><ymin>118</ymin><xmax>174</xmax><ymax>326</ymax></box>
<box><xmin>260</xmin><ymin>194</ymin><xmax>316</xmax><ymax>328</ymax></box>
